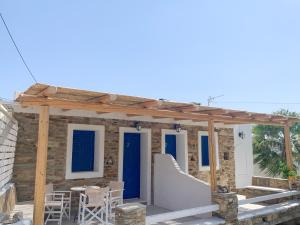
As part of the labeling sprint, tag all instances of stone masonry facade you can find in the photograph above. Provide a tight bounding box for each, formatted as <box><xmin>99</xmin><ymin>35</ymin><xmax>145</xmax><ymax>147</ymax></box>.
<box><xmin>13</xmin><ymin>112</ymin><xmax>236</xmax><ymax>202</ymax></box>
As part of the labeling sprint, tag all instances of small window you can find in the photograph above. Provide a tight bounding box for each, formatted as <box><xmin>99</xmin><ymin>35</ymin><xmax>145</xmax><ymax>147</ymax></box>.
<box><xmin>198</xmin><ymin>131</ymin><xmax>219</xmax><ymax>171</ymax></box>
<box><xmin>66</xmin><ymin>124</ymin><xmax>105</xmax><ymax>179</ymax></box>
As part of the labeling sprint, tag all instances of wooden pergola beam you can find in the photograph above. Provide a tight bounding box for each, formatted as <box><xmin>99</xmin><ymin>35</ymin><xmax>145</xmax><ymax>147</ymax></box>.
<box><xmin>208</xmin><ymin>119</ymin><xmax>217</xmax><ymax>192</ymax></box>
<box><xmin>127</xmin><ymin>114</ymin><xmax>143</xmax><ymax>117</ymax></box>
<box><xmin>89</xmin><ymin>94</ymin><xmax>117</xmax><ymax>104</ymax></box>
<box><xmin>37</xmin><ymin>86</ymin><xmax>57</xmax><ymax>97</ymax></box>
<box><xmin>284</xmin><ymin>123</ymin><xmax>293</xmax><ymax>170</ymax></box>
<box><xmin>33</xmin><ymin>106</ymin><xmax>49</xmax><ymax>225</ymax></box>
<box><xmin>152</xmin><ymin>116</ymin><xmax>169</xmax><ymax>119</ymax></box>
<box><xmin>96</xmin><ymin>111</ymin><xmax>109</xmax><ymax>114</ymax></box>
<box><xmin>133</xmin><ymin>100</ymin><xmax>162</xmax><ymax>108</ymax></box>
<box><xmin>197</xmin><ymin>109</ymin><xmax>229</xmax><ymax>115</ymax></box>
<box><xmin>173</xmin><ymin>104</ymin><xmax>201</xmax><ymax>112</ymax></box>
<box><xmin>229</xmin><ymin>111</ymin><xmax>253</xmax><ymax>117</ymax></box>
<box><xmin>17</xmin><ymin>95</ymin><xmax>294</xmax><ymax>126</ymax></box>
<box><xmin>192</xmin><ymin>119</ymin><xmax>208</xmax><ymax>123</ymax></box>
<box><xmin>174</xmin><ymin>118</ymin><xmax>191</xmax><ymax>121</ymax></box>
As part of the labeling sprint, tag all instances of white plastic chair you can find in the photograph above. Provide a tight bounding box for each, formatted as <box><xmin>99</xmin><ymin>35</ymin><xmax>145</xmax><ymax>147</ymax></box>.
<box><xmin>108</xmin><ymin>181</ymin><xmax>124</xmax><ymax>219</ymax></box>
<box><xmin>79</xmin><ymin>187</ymin><xmax>109</xmax><ymax>225</ymax></box>
<box><xmin>44</xmin><ymin>193</ymin><xmax>64</xmax><ymax>225</ymax></box>
<box><xmin>46</xmin><ymin>183</ymin><xmax>72</xmax><ymax>220</ymax></box>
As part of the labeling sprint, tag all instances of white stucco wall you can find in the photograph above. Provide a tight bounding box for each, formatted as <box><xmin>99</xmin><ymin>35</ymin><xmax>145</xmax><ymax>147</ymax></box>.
<box><xmin>234</xmin><ymin>125</ymin><xmax>254</xmax><ymax>188</ymax></box>
<box><xmin>154</xmin><ymin>154</ymin><xmax>211</xmax><ymax>212</ymax></box>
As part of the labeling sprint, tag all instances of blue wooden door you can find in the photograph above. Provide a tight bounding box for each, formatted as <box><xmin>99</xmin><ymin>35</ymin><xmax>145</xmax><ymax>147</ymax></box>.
<box><xmin>165</xmin><ymin>134</ymin><xmax>177</xmax><ymax>159</ymax></box>
<box><xmin>123</xmin><ymin>133</ymin><xmax>141</xmax><ymax>199</ymax></box>
<box><xmin>201</xmin><ymin>136</ymin><xmax>210</xmax><ymax>166</ymax></box>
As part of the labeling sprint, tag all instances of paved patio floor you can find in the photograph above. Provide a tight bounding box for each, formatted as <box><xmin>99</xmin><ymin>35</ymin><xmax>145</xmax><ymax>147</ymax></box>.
<box><xmin>12</xmin><ymin>202</ymin><xmax>225</xmax><ymax>225</ymax></box>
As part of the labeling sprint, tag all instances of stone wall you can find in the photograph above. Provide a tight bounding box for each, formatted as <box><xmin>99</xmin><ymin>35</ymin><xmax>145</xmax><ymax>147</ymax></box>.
<box><xmin>115</xmin><ymin>203</ymin><xmax>146</xmax><ymax>225</ymax></box>
<box><xmin>252</xmin><ymin>176</ymin><xmax>289</xmax><ymax>190</ymax></box>
<box><xmin>13</xmin><ymin>112</ymin><xmax>236</xmax><ymax>202</ymax></box>
<box><xmin>0</xmin><ymin>183</ymin><xmax>16</xmax><ymax>214</ymax></box>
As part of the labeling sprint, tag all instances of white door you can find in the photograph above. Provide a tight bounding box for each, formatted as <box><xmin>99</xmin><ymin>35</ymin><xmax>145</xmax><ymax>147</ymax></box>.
<box><xmin>234</xmin><ymin>125</ymin><xmax>253</xmax><ymax>188</ymax></box>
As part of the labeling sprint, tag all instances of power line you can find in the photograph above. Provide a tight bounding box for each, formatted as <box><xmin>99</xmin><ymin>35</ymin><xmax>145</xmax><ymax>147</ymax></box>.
<box><xmin>0</xmin><ymin>13</ymin><xmax>38</xmax><ymax>83</ymax></box>
<box><xmin>214</xmin><ymin>101</ymin><xmax>300</xmax><ymax>105</ymax></box>
<box><xmin>0</xmin><ymin>96</ymin><xmax>13</xmax><ymax>102</ymax></box>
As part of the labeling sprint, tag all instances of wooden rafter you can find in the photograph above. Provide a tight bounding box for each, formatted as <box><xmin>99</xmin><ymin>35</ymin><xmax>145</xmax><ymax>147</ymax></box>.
<box><xmin>132</xmin><ymin>100</ymin><xmax>162</xmax><ymax>108</ymax></box>
<box><xmin>192</xmin><ymin>119</ymin><xmax>208</xmax><ymax>123</ymax></box>
<box><xmin>174</xmin><ymin>118</ymin><xmax>191</xmax><ymax>121</ymax></box>
<box><xmin>88</xmin><ymin>94</ymin><xmax>117</xmax><ymax>104</ymax></box>
<box><xmin>172</xmin><ymin>104</ymin><xmax>201</xmax><ymax>112</ymax></box>
<box><xmin>61</xmin><ymin>109</ymin><xmax>71</xmax><ymax>112</ymax></box>
<box><xmin>17</xmin><ymin>95</ymin><xmax>296</xmax><ymax>125</ymax></box>
<box><xmin>15</xmin><ymin>83</ymin><xmax>300</xmax><ymax>125</ymax></box>
<box><xmin>37</xmin><ymin>86</ymin><xmax>57</xmax><ymax>97</ymax></box>
<box><xmin>96</xmin><ymin>111</ymin><xmax>109</xmax><ymax>114</ymax></box>
<box><xmin>196</xmin><ymin>109</ymin><xmax>229</xmax><ymax>115</ymax></box>
<box><xmin>252</xmin><ymin>114</ymin><xmax>273</xmax><ymax>119</ymax></box>
<box><xmin>126</xmin><ymin>114</ymin><xmax>142</xmax><ymax>117</ymax></box>
<box><xmin>229</xmin><ymin>111</ymin><xmax>252</xmax><ymax>117</ymax></box>
<box><xmin>152</xmin><ymin>116</ymin><xmax>169</xmax><ymax>119</ymax></box>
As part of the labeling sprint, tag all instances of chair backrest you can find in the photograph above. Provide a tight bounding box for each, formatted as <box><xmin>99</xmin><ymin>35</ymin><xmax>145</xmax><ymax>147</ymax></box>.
<box><xmin>109</xmin><ymin>181</ymin><xmax>124</xmax><ymax>197</ymax></box>
<box><xmin>45</xmin><ymin>183</ymin><xmax>54</xmax><ymax>201</ymax></box>
<box><xmin>85</xmin><ymin>187</ymin><xmax>109</xmax><ymax>207</ymax></box>
<box><xmin>46</xmin><ymin>183</ymin><xmax>54</xmax><ymax>193</ymax></box>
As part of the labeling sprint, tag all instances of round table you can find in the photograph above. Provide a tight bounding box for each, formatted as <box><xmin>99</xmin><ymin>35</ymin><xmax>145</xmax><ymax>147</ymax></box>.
<box><xmin>71</xmin><ymin>186</ymin><xmax>100</xmax><ymax>192</ymax></box>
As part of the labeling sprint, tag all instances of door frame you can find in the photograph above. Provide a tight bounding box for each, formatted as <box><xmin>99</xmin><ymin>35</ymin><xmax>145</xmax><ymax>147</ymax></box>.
<box><xmin>118</xmin><ymin>127</ymin><xmax>151</xmax><ymax>204</ymax></box>
<box><xmin>161</xmin><ymin>129</ymin><xmax>188</xmax><ymax>173</ymax></box>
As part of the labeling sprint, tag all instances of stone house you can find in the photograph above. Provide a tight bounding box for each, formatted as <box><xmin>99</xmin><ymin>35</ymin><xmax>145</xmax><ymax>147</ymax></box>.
<box><xmin>11</xmin><ymin>83</ymin><xmax>297</xmax><ymax>225</ymax></box>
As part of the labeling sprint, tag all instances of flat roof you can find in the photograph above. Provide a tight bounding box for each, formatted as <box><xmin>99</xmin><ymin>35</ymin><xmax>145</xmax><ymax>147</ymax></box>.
<box><xmin>15</xmin><ymin>83</ymin><xmax>300</xmax><ymax>125</ymax></box>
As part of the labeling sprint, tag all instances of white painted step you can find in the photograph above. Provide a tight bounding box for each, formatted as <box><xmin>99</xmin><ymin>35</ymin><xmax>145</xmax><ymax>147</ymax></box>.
<box><xmin>237</xmin><ymin>194</ymin><xmax>246</xmax><ymax>200</ymax></box>
<box><xmin>150</xmin><ymin>216</ymin><xmax>225</xmax><ymax>225</ymax></box>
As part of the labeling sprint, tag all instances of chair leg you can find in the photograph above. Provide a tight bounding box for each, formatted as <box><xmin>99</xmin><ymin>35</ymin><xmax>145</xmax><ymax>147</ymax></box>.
<box><xmin>106</xmin><ymin>203</ymin><xmax>108</xmax><ymax>225</ymax></box>
<box><xmin>81</xmin><ymin>205</ymin><xmax>86</xmax><ymax>225</ymax></box>
<box><xmin>109</xmin><ymin>201</ymin><xmax>111</xmax><ymax>220</ymax></box>
<box><xmin>59</xmin><ymin>210</ymin><xmax>63</xmax><ymax>225</ymax></box>
<box><xmin>69</xmin><ymin>201</ymin><xmax>71</xmax><ymax>219</ymax></box>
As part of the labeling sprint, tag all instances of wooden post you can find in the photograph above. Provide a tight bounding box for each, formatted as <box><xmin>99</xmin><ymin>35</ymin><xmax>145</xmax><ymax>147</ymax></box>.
<box><xmin>284</xmin><ymin>124</ymin><xmax>293</xmax><ymax>170</ymax></box>
<box><xmin>208</xmin><ymin>119</ymin><xmax>217</xmax><ymax>192</ymax></box>
<box><xmin>33</xmin><ymin>106</ymin><xmax>49</xmax><ymax>225</ymax></box>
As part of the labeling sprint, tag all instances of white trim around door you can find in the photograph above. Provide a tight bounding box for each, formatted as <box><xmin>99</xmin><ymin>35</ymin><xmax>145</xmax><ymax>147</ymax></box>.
<box><xmin>118</xmin><ymin>127</ymin><xmax>152</xmax><ymax>205</ymax></box>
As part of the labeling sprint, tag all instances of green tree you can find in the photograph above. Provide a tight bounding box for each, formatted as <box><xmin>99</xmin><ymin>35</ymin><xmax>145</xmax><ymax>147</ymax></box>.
<box><xmin>253</xmin><ymin>109</ymin><xmax>300</xmax><ymax>178</ymax></box>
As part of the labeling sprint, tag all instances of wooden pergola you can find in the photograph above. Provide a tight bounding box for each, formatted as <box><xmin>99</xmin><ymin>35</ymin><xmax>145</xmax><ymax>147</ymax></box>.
<box><xmin>15</xmin><ymin>83</ymin><xmax>300</xmax><ymax>225</ymax></box>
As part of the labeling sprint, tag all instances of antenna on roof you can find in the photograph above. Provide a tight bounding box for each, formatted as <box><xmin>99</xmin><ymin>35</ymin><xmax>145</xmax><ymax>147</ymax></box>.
<box><xmin>207</xmin><ymin>95</ymin><xmax>224</xmax><ymax>106</ymax></box>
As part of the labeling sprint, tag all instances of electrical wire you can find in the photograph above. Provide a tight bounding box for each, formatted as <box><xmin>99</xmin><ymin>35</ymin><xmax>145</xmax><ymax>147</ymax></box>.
<box><xmin>214</xmin><ymin>101</ymin><xmax>300</xmax><ymax>105</ymax></box>
<box><xmin>0</xmin><ymin>13</ymin><xmax>38</xmax><ymax>83</ymax></box>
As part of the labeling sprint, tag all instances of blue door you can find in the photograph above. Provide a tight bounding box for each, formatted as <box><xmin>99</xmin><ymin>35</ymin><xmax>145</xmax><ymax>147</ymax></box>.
<box><xmin>201</xmin><ymin>136</ymin><xmax>210</xmax><ymax>166</ymax></box>
<box><xmin>165</xmin><ymin>134</ymin><xmax>177</xmax><ymax>159</ymax></box>
<box><xmin>123</xmin><ymin>133</ymin><xmax>141</xmax><ymax>199</ymax></box>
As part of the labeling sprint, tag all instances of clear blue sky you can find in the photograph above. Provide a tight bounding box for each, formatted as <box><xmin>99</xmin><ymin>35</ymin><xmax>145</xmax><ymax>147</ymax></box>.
<box><xmin>1</xmin><ymin>0</ymin><xmax>300</xmax><ymax>113</ymax></box>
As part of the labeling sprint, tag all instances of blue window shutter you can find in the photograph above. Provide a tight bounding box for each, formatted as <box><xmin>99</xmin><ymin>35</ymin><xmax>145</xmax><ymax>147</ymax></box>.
<box><xmin>201</xmin><ymin>136</ymin><xmax>209</xmax><ymax>166</ymax></box>
<box><xmin>72</xmin><ymin>130</ymin><xmax>95</xmax><ymax>172</ymax></box>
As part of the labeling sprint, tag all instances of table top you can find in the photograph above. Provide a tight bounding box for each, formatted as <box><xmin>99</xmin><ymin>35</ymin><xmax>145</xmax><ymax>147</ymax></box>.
<box><xmin>70</xmin><ymin>186</ymin><xmax>100</xmax><ymax>192</ymax></box>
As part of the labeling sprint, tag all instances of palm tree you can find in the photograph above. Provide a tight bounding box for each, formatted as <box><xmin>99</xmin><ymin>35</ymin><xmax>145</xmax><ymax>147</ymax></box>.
<box><xmin>253</xmin><ymin>109</ymin><xmax>300</xmax><ymax>178</ymax></box>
